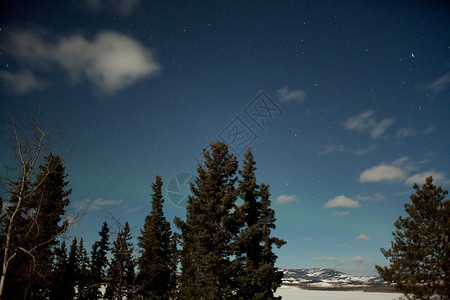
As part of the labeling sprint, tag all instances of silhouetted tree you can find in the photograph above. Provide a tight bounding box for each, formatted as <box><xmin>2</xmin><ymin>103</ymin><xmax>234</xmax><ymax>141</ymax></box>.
<box><xmin>175</xmin><ymin>141</ymin><xmax>240</xmax><ymax>299</ymax></box>
<box><xmin>235</xmin><ymin>148</ymin><xmax>286</xmax><ymax>299</ymax></box>
<box><xmin>137</xmin><ymin>176</ymin><xmax>176</xmax><ymax>299</ymax></box>
<box><xmin>49</xmin><ymin>241</ymin><xmax>69</xmax><ymax>299</ymax></box>
<box><xmin>106</xmin><ymin>221</ymin><xmax>135</xmax><ymax>299</ymax></box>
<box><xmin>376</xmin><ymin>176</ymin><xmax>450</xmax><ymax>299</ymax></box>
<box><xmin>0</xmin><ymin>112</ymin><xmax>74</xmax><ymax>299</ymax></box>
<box><xmin>76</xmin><ymin>238</ymin><xmax>90</xmax><ymax>299</ymax></box>
<box><xmin>2</xmin><ymin>154</ymin><xmax>71</xmax><ymax>299</ymax></box>
<box><xmin>87</xmin><ymin>221</ymin><xmax>110</xmax><ymax>299</ymax></box>
<box><xmin>28</xmin><ymin>154</ymin><xmax>72</xmax><ymax>297</ymax></box>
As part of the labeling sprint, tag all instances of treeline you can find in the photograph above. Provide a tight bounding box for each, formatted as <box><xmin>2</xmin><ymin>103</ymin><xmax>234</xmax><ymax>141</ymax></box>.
<box><xmin>1</xmin><ymin>141</ymin><xmax>286</xmax><ymax>299</ymax></box>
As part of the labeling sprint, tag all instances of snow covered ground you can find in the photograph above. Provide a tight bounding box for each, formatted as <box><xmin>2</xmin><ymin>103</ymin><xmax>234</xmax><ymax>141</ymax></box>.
<box><xmin>276</xmin><ymin>285</ymin><xmax>403</xmax><ymax>300</ymax></box>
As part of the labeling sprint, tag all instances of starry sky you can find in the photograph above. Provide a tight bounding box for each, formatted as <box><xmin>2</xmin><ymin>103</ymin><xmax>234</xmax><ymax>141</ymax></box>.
<box><xmin>1</xmin><ymin>0</ymin><xmax>449</xmax><ymax>275</ymax></box>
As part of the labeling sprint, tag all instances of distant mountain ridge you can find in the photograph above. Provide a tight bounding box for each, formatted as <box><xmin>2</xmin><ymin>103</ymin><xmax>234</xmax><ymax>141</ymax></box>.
<box><xmin>281</xmin><ymin>268</ymin><xmax>386</xmax><ymax>288</ymax></box>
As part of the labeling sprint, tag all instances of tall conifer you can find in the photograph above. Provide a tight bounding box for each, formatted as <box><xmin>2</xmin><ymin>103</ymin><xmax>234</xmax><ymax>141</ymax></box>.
<box><xmin>88</xmin><ymin>221</ymin><xmax>110</xmax><ymax>299</ymax></box>
<box><xmin>235</xmin><ymin>148</ymin><xmax>286</xmax><ymax>299</ymax></box>
<box><xmin>49</xmin><ymin>241</ymin><xmax>69</xmax><ymax>299</ymax></box>
<box><xmin>137</xmin><ymin>176</ymin><xmax>175</xmax><ymax>299</ymax></box>
<box><xmin>175</xmin><ymin>141</ymin><xmax>239</xmax><ymax>299</ymax></box>
<box><xmin>376</xmin><ymin>176</ymin><xmax>449</xmax><ymax>299</ymax></box>
<box><xmin>107</xmin><ymin>221</ymin><xmax>135</xmax><ymax>299</ymax></box>
<box><xmin>76</xmin><ymin>238</ymin><xmax>90</xmax><ymax>299</ymax></box>
<box><xmin>2</xmin><ymin>154</ymin><xmax>71</xmax><ymax>299</ymax></box>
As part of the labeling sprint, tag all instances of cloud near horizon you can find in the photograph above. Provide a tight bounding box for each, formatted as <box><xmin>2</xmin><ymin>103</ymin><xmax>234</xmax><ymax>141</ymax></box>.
<box><xmin>332</xmin><ymin>211</ymin><xmax>350</xmax><ymax>217</ymax></box>
<box><xmin>86</xmin><ymin>0</ymin><xmax>141</xmax><ymax>17</ymax></box>
<box><xmin>313</xmin><ymin>256</ymin><xmax>365</xmax><ymax>264</ymax></box>
<box><xmin>324</xmin><ymin>195</ymin><xmax>361</xmax><ymax>209</ymax></box>
<box><xmin>277</xmin><ymin>86</ymin><xmax>306</xmax><ymax>103</ymax></box>
<box><xmin>405</xmin><ymin>171</ymin><xmax>446</xmax><ymax>186</ymax></box>
<box><xmin>428</xmin><ymin>72</ymin><xmax>450</xmax><ymax>93</ymax></box>
<box><xmin>344</xmin><ymin>110</ymin><xmax>394</xmax><ymax>139</ymax></box>
<box><xmin>0</xmin><ymin>70</ymin><xmax>49</xmax><ymax>94</ymax></box>
<box><xmin>360</xmin><ymin>158</ymin><xmax>448</xmax><ymax>186</ymax></box>
<box><xmin>3</xmin><ymin>29</ymin><xmax>160</xmax><ymax>94</ymax></box>
<box><xmin>276</xmin><ymin>194</ymin><xmax>298</xmax><ymax>205</ymax></box>
<box><xmin>355</xmin><ymin>234</ymin><xmax>371</xmax><ymax>241</ymax></box>
<box><xmin>359</xmin><ymin>165</ymin><xmax>405</xmax><ymax>183</ymax></box>
<box><xmin>78</xmin><ymin>198</ymin><xmax>125</xmax><ymax>211</ymax></box>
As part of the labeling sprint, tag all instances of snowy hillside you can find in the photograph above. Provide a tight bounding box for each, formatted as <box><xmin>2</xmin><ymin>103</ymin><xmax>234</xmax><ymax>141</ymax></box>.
<box><xmin>281</xmin><ymin>268</ymin><xmax>391</xmax><ymax>292</ymax></box>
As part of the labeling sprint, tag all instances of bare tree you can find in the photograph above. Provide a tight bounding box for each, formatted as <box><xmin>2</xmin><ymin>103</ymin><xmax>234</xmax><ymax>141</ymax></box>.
<box><xmin>0</xmin><ymin>111</ymin><xmax>78</xmax><ymax>299</ymax></box>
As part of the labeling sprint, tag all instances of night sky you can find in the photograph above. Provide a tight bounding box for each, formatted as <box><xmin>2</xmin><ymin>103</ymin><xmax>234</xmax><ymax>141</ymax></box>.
<box><xmin>1</xmin><ymin>0</ymin><xmax>449</xmax><ymax>275</ymax></box>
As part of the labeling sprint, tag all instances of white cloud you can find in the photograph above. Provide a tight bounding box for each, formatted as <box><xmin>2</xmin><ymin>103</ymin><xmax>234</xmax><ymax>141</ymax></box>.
<box><xmin>52</xmin><ymin>31</ymin><xmax>160</xmax><ymax>93</ymax></box>
<box><xmin>318</xmin><ymin>144</ymin><xmax>376</xmax><ymax>156</ymax></box>
<box><xmin>318</xmin><ymin>144</ymin><xmax>345</xmax><ymax>156</ymax></box>
<box><xmin>86</xmin><ymin>0</ymin><xmax>141</xmax><ymax>17</ymax></box>
<box><xmin>423</xmin><ymin>126</ymin><xmax>437</xmax><ymax>135</ymax></box>
<box><xmin>405</xmin><ymin>171</ymin><xmax>446</xmax><ymax>186</ymax></box>
<box><xmin>332</xmin><ymin>211</ymin><xmax>350</xmax><ymax>217</ymax></box>
<box><xmin>396</xmin><ymin>127</ymin><xmax>417</xmax><ymax>138</ymax></box>
<box><xmin>276</xmin><ymin>194</ymin><xmax>297</xmax><ymax>205</ymax></box>
<box><xmin>355</xmin><ymin>192</ymin><xmax>385</xmax><ymax>202</ymax></box>
<box><xmin>344</xmin><ymin>110</ymin><xmax>375</xmax><ymax>132</ymax></box>
<box><xmin>313</xmin><ymin>256</ymin><xmax>377</xmax><ymax>275</ymax></box>
<box><xmin>343</xmin><ymin>110</ymin><xmax>394</xmax><ymax>139</ymax></box>
<box><xmin>324</xmin><ymin>195</ymin><xmax>361</xmax><ymax>209</ymax></box>
<box><xmin>80</xmin><ymin>198</ymin><xmax>125</xmax><ymax>211</ymax></box>
<box><xmin>277</xmin><ymin>86</ymin><xmax>306</xmax><ymax>103</ymax></box>
<box><xmin>360</xmin><ymin>158</ymin><xmax>446</xmax><ymax>186</ymax></box>
<box><xmin>126</xmin><ymin>205</ymin><xmax>142</xmax><ymax>214</ymax></box>
<box><xmin>4</xmin><ymin>29</ymin><xmax>160</xmax><ymax>94</ymax></box>
<box><xmin>352</xmin><ymin>145</ymin><xmax>376</xmax><ymax>156</ymax></box>
<box><xmin>313</xmin><ymin>256</ymin><xmax>365</xmax><ymax>264</ymax></box>
<box><xmin>355</xmin><ymin>234</ymin><xmax>371</xmax><ymax>241</ymax></box>
<box><xmin>359</xmin><ymin>165</ymin><xmax>405</xmax><ymax>183</ymax></box>
<box><xmin>428</xmin><ymin>72</ymin><xmax>450</xmax><ymax>93</ymax></box>
<box><xmin>370</xmin><ymin>118</ymin><xmax>394</xmax><ymax>138</ymax></box>
<box><xmin>0</xmin><ymin>70</ymin><xmax>49</xmax><ymax>94</ymax></box>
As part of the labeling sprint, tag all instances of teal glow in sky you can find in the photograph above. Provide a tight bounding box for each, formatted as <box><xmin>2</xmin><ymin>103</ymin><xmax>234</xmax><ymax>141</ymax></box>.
<box><xmin>1</xmin><ymin>0</ymin><xmax>449</xmax><ymax>275</ymax></box>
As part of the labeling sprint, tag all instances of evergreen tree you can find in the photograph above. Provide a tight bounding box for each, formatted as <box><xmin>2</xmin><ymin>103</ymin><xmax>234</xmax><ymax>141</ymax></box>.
<box><xmin>376</xmin><ymin>176</ymin><xmax>450</xmax><ymax>299</ymax></box>
<box><xmin>29</xmin><ymin>154</ymin><xmax>72</xmax><ymax>297</ymax></box>
<box><xmin>235</xmin><ymin>148</ymin><xmax>286</xmax><ymax>299</ymax></box>
<box><xmin>49</xmin><ymin>241</ymin><xmax>69</xmax><ymax>299</ymax></box>
<box><xmin>87</xmin><ymin>221</ymin><xmax>110</xmax><ymax>299</ymax></box>
<box><xmin>76</xmin><ymin>238</ymin><xmax>90</xmax><ymax>300</ymax></box>
<box><xmin>106</xmin><ymin>221</ymin><xmax>135</xmax><ymax>299</ymax></box>
<box><xmin>137</xmin><ymin>176</ymin><xmax>176</xmax><ymax>299</ymax></box>
<box><xmin>2</xmin><ymin>154</ymin><xmax>71</xmax><ymax>299</ymax></box>
<box><xmin>1</xmin><ymin>179</ymin><xmax>33</xmax><ymax>299</ymax></box>
<box><xmin>0</xmin><ymin>112</ymin><xmax>68</xmax><ymax>299</ymax></box>
<box><xmin>175</xmin><ymin>141</ymin><xmax>240</xmax><ymax>299</ymax></box>
<box><xmin>66</xmin><ymin>238</ymin><xmax>79</xmax><ymax>300</ymax></box>
<box><xmin>256</xmin><ymin>183</ymin><xmax>286</xmax><ymax>299</ymax></box>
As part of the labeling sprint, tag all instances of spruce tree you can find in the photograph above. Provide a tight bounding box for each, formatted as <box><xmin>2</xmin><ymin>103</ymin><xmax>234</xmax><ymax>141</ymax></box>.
<box><xmin>1</xmin><ymin>179</ymin><xmax>33</xmax><ymax>299</ymax></box>
<box><xmin>175</xmin><ymin>141</ymin><xmax>240</xmax><ymax>299</ymax></box>
<box><xmin>88</xmin><ymin>221</ymin><xmax>110</xmax><ymax>299</ymax></box>
<box><xmin>257</xmin><ymin>183</ymin><xmax>286</xmax><ymax>299</ymax></box>
<box><xmin>137</xmin><ymin>176</ymin><xmax>175</xmax><ymax>299</ymax></box>
<box><xmin>31</xmin><ymin>154</ymin><xmax>72</xmax><ymax>297</ymax></box>
<box><xmin>376</xmin><ymin>176</ymin><xmax>449</xmax><ymax>299</ymax></box>
<box><xmin>106</xmin><ymin>221</ymin><xmax>135</xmax><ymax>299</ymax></box>
<box><xmin>66</xmin><ymin>238</ymin><xmax>79</xmax><ymax>300</ymax></box>
<box><xmin>235</xmin><ymin>148</ymin><xmax>286</xmax><ymax>299</ymax></box>
<box><xmin>2</xmin><ymin>154</ymin><xmax>71</xmax><ymax>299</ymax></box>
<box><xmin>49</xmin><ymin>241</ymin><xmax>69</xmax><ymax>299</ymax></box>
<box><xmin>76</xmin><ymin>238</ymin><xmax>90</xmax><ymax>300</ymax></box>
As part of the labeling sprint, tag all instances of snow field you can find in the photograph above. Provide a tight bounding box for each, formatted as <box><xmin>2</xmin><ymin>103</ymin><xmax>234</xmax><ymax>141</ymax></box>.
<box><xmin>276</xmin><ymin>285</ymin><xmax>403</xmax><ymax>300</ymax></box>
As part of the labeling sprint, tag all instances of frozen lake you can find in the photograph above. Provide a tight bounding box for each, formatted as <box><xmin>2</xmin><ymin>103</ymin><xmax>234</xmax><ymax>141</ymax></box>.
<box><xmin>276</xmin><ymin>285</ymin><xmax>403</xmax><ymax>300</ymax></box>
